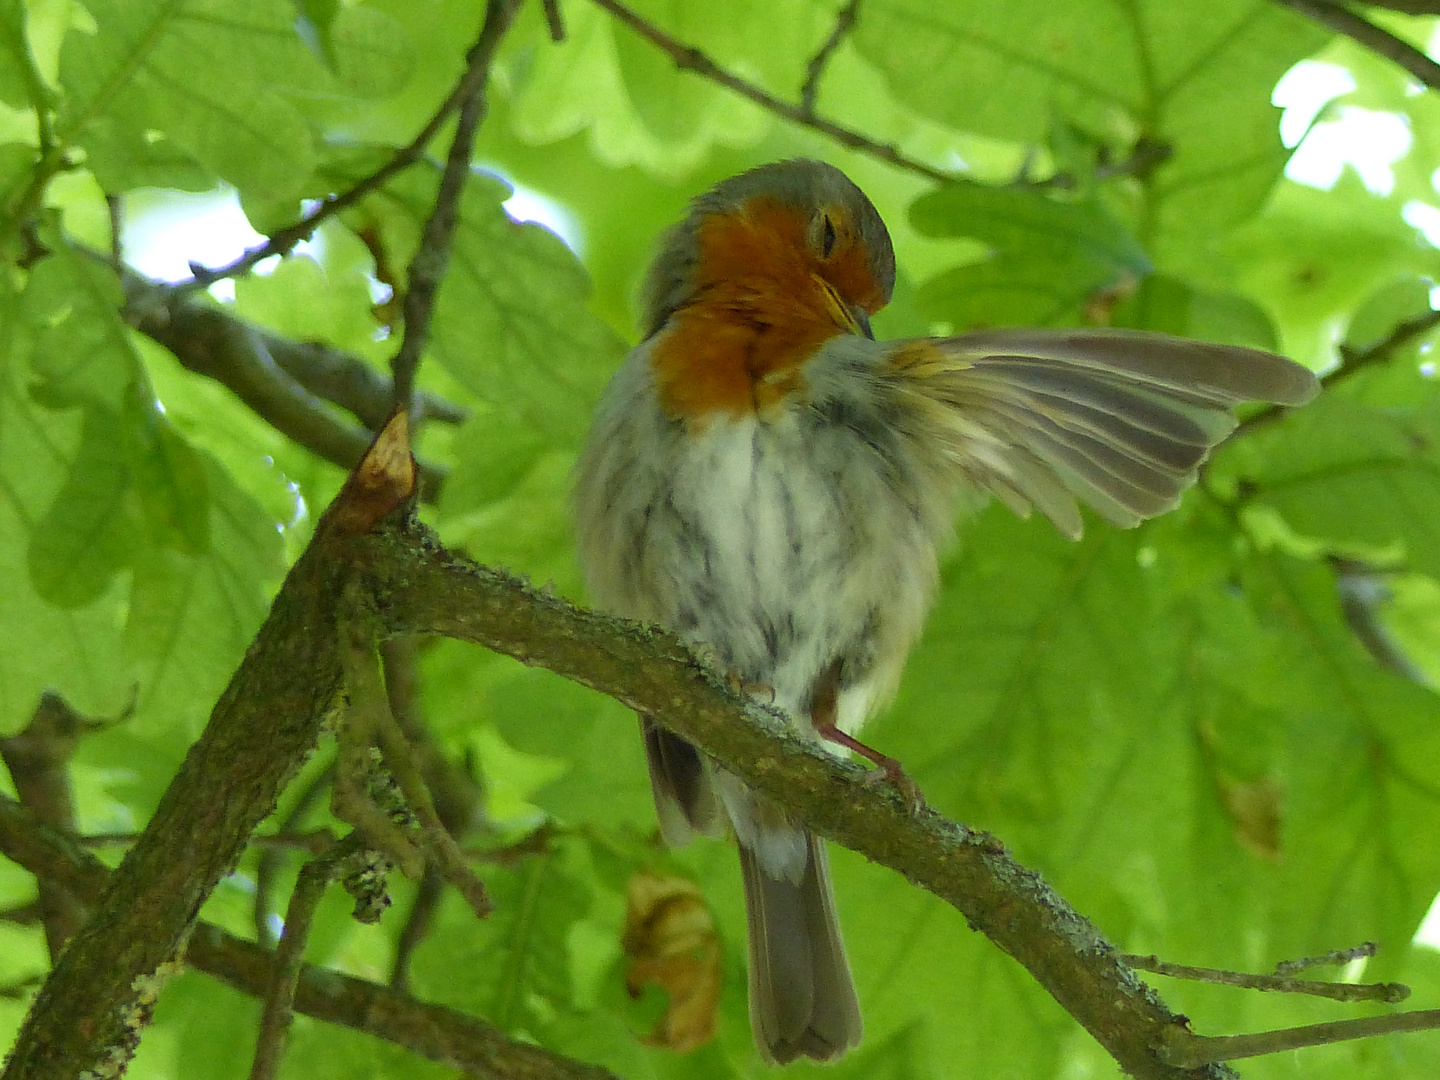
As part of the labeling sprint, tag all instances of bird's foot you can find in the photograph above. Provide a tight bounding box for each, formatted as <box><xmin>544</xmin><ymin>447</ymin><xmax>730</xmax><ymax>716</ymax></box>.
<box><xmin>816</xmin><ymin>724</ymin><xmax>925</xmax><ymax>813</ymax></box>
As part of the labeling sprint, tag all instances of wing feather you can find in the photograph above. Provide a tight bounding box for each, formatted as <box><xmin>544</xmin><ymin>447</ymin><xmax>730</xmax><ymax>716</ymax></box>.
<box><xmin>884</xmin><ymin>327</ymin><xmax>1319</xmax><ymax>536</ymax></box>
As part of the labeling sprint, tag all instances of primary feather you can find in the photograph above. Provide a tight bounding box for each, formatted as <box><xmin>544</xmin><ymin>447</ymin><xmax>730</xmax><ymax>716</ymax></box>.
<box><xmin>882</xmin><ymin>328</ymin><xmax>1319</xmax><ymax>538</ymax></box>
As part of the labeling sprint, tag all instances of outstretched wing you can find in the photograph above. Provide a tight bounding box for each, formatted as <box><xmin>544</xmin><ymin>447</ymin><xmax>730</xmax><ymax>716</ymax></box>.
<box><xmin>884</xmin><ymin>327</ymin><xmax>1319</xmax><ymax>539</ymax></box>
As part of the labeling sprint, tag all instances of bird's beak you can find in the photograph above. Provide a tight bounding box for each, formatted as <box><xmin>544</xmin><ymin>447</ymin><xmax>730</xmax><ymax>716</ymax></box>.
<box><xmin>856</xmin><ymin>311</ymin><xmax>874</xmax><ymax>339</ymax></box>
<box><xmin>814</xmin><ymin>274</ymin><xmax>865</xmax><ymax>337</ymax></box>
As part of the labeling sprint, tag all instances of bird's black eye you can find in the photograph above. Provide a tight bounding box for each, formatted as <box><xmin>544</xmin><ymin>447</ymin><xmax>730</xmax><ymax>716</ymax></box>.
<box><xmin>820</xmin><ymin>213</ymin><xmax>838</xmax><ymax>258</ymax></box>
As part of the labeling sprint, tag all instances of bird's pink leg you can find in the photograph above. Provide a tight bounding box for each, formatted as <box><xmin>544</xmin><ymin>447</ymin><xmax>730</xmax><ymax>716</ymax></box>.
<box><xmin>809</xmin><ymin>662</ymin><xmax>924</xmax><ymax>811</ymax></box>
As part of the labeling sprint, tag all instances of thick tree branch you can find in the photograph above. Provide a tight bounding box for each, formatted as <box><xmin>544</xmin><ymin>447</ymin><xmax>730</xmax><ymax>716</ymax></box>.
<box><xmin>355</xmin><ymin>519</ymin><xmax>1211</xmax><ymax>1078</ymax></box>
<box><xmin>0</xmin><ymin>423</ymin><xmax>420</xmax><ymax>1078</ymax></box>
<box><xmin>588</xmin><ymin>0</ymin><xmax>955</xmax><ymax>184</ymax></box>
<box><xmin>1272</xmin><ymin>0</ymin><xmax>1440</xmax><ymax>91</ymax></box>
<box><xmin>0</xmin><ymin>795</ymin><xmax>618</xmax><ymax>1080</ymax></box>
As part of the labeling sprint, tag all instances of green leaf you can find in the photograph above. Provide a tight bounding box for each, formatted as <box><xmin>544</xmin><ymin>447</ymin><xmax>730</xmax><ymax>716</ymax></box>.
<box><xmin>328</xmin><ymin>6</ymin><xmax>416</xmax><ymax>100</ymax></box>
<box><xmin>1344</xmin><ymin>276</ymin><xmax>1435</xmax><ymax>358</ymax></box>
<box><xmin>123</xmin><ymin>390</ymin><xmax>212</xmax><ymax>555</ymax></box>
<box><xmin>909</xmin><ymin>182</ymin><xmax>1149</xmax><ymax>327</ymax></box>
<box><xmin>409</xmin><ymin>850</ymin><xmax>592</xmax><ymax>1030</ymax></box>
<box><xmin>1113</xmin><ymin>272</ymin><xmax>1279</xmax><ymax>350</ymax></box>
<box><xmin>123</xmin><ymin>451</ymin><xmax>283</xmax><ymax>736</ymax></box>
<box><xmin>22</xmin><ymin>245</ymin><xmax>138</xmax><ymax>409</ymax></box>
<box><xmin>78</xmin><ymin>117</ymin><xmax>215</xmax><ymax>195</ymax></box>
<box><xmin>57</xmin><ymin>0</ymin><xmax>319</xmax><ymax>204</ymax></box>
<box><xmin>1244</xmin><ymin>392</ymin><xmax>1440</xmax><ymax>578</ymax></box>
<box><xmin>0</xmin><ymin>0</ymin><xmax>42</xmax><ymax>110</ymax></box>
<box><xmin>1245</xmin><ymin>555</ymin><xmax>1440</xmax><ymax>956</ymax></box>
<box><xmin>439</xmin><ymin>405</ymin><xmax>551</xmax><ymax>513</ymax></box>
<box><xmin>26</xmin><ymin>403</ymin><xmax>141</xmax><ymax>607</ymax></box>
<box><xmin>1227</xmin><ymin>175</ymin><xmax>1440</xmax><ymax>366</ymax></box>
<box><xmin>0</xmin><ymin>308</ymin><xmax>128</xmax><ymax>732</ymax></box>
<box><xmin>857</xmin><ymin>0</ymin><xmax>1328</xmax><ymax>270</ymax></box>
<box><xmin>317</xmin><ymin>155</ymin><xmax>623</xmax><ymax>439</ymax></box>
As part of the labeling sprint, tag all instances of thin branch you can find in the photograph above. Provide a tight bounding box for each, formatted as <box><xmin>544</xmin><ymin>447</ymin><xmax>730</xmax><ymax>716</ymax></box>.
<box><xmin>102</xmin><ymin>249</ymin><xmax>470</xmax><ymax>430</ymax></box>
<box><xmin>275</xmin><ymin>341</ymin><xmax>469</xmax><ymax>428</ymax></box>
<box><xmin>589</xmin><ymin>0</ymin><xmax>954</xmax><ymax>184</ymax></box>
<box><xmin>1343</xmin><ymin>0</ymin><xmax>1440</xmax><ymax>12</ymax></box>
<box><xmin>381</xmin><ymin>635</ymin><xmax>487</xmax><ymax>992</ymax></box>
<box><xmin>391</xmin><ymin>0</ymin><xmax>520</xmax><ymax>410</ymax></box>
<box><xmin>1273</xmin><ymin>0</ymin><xmax>1440</xmax><ymax>91</ymax></box>
<box><xmin>0</xmin><ymin>692</ymin><xmax>117</xmax><ymax>960</ymax></box>
<box><xmin>1119</xmin><ymin>953</ymin><xmax>1409</xmax><ymax>1004</ymax></box>
<box><xmin>1231</xmin><ymin>306</ymin><xmax>1440</xmax><ymax>440</ymax></box>
<box><xmin>171</xmin><ymin>10</ymin><xmax>517</xmax><ymax>297</ymax></box>
<box><xmin>800</xmin><ymin>0</ymin><xmax>862</xmax><ymax>115</ymax></box>
<box><xmin>1164</xmin><ymin>1010</ymin><xmax>1440</xmax><ymax>1067</ymax></box>
<box><xmin>254</xmin><ymin>767</ymin><xmax>336</xmax><ymax>947</ymax></box>
<box><xmin>106</xmin><ymin>194</ymin><xmax>124</xmax><ymax>270</ymax></box>
<box><xmin>1274</xmin><ymin>941</ymin><xmax>1377</xmax><ymax>977</ymax></box>
<box><xmin>542</xmin><ymin>0</ymin><xmax>567</xmax><ymax>41</ymax></box>
<box><xmin>1333</xmin><ymin>559</ymin><xmax>1433</xmax><ymax>684</ymax></box>
<box><xmin>0</xmin><ymin>794</ymin><xmax>618</xmax><ymax>1080</ymax></box>
<box><xmin>248</xmin><ymin>836</ymin><xmax>364</xmax><ymax>1080</ymax></box>
<box><xmin>334</xmin><ymin>587</ymin><xmax>492</xmax><ymax>917</ymax></box>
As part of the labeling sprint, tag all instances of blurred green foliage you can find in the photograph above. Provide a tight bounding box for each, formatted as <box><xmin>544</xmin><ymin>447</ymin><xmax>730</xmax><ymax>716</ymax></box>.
<box><xmin>2</xmin><ymin>0</ymin><xmax>1440</xmax><ymax>1077</ymax></box>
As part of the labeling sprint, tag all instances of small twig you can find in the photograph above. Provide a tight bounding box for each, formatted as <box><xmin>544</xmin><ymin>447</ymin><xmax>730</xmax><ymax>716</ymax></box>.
<box><xmin>391</xmin><ymin>0</ymin><xmax>520</xmax><ymax>411</ymax></box>
<box><xmin>106</xmin><ymin>194</ymin><xmax>123</xmax><ymax>270</ymax></box>
<box><xmin>1231</xmin><ymin>306</ymin><xmax>1440</xmax><ymax>440</ymax></box>
<box><xmin>589</xmin><ymin>0</ymin><xmax>954</xmax><ymax>184</ymax></box>
<box><xmin>381</xmin><ymin>637</ymin><xmax>486</xmax><ymax>844</ymax></box>
<box><xmin>0</xmin><ymin>902</ymin><xmax>39</xmax><ymax>925</ymax></box>
<box><xmin>380</xmin><ymin>636</ymin><xmax>486</xmax><ymax>991</ymax></box>
<box><xmin>334</xmin><ymin>594</ymin><xmax>428</xmax><ymax>880</ymax></box>
<box><xmin>800</xmin><ymin>0</ymin><xmax>862</xmax><ymax>115</ymax></box>
<box><xmin>1164</xmin><ymin>1010</ymin><xmax>1440</xmax><ymax>1067</ymax></box>
<box><xmin>542</xmin><ymin>0</ymin><xmax>567</xmax><ymax>41</ymax></box>
<box><xmin>1333</xmin><ymin>560</ymin><xmax>1433</xmax><ymax>684</ymax></box>
<box><xmin>391</xmin><ymin>866</ymin><xmax>444</xmax><ymax>993</ymax></box>
<box><xmin>1272</xmin><ymin>0</ymin><xmax>1440</xmax><ymax>92</ymax></box>
<box><xmin>254</xmin><ymin>766</ymin><xmax>336</xmax><ymax>947</ymax></box>
<box><xmin>248</xmin><ymin>835</ymin><xmax>365</xmax><ymax>1080</ymax></box>
<box><xmin>1120</xmin><ymin>953</ymin><xmax>1409</xmax><ymax>1004</ymax></box>
<box><xmin>334</xmin><ymin>590</ymin><xmax>492</xmax><ymax>917</ymax></box>
<box><xmin>372</xmin><ymin>685</ymin><xmax>492</xmax><ymax>918</ymax></box>
<box><xmin>1274</xmin><ymin>941</ymin><xmax>1378</xmax><ymax>977</ymax></box>
<box><xmin>464</xmin><ymin>821</ymin><xmax>558</xmax><ymax>866</ymax></box>
<box><xmin>1027</xmin><ymin>135</ymin><xmax>1175</xmax><ymax>191</ymax></box>
<box><xmin>0</xmin><ymin>976</ymin><xmax>43</xmax><ymax>1000</ymax></box>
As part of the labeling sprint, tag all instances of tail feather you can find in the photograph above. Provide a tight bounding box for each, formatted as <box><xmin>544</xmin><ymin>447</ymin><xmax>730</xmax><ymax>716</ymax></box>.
<box><xmin>641</xmin><ymin>715</ymin><xmax>723</xmax><ymax>845</ymax></box>
<box><xmin>740</xmin><ymin>830</ymin><xmax>862</xmax><ymax>1064</ymax></box>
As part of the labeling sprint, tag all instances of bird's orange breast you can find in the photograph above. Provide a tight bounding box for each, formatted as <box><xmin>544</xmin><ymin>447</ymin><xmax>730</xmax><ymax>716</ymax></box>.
<box><xmin>650</xmin><ymin>198</ymin><xmax>876</xmax><ymax>421</ymax></box>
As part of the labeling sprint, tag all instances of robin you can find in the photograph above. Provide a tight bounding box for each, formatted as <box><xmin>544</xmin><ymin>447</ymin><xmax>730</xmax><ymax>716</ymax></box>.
<box><xmin>573</xmin><ymin>159</ymin><xmax>1318</xmax><ymax>1063</ymax></box>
